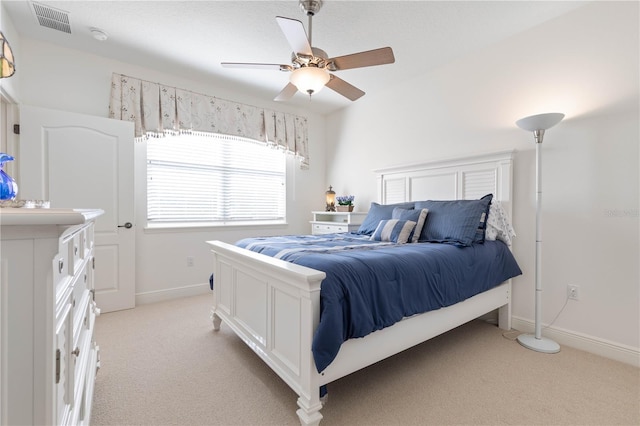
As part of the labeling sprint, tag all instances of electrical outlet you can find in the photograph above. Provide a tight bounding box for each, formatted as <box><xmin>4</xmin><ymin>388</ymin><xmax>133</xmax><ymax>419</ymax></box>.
<box><xmin>186</xmin><ymin>256</ymin><xmax>194</xmax><ymax>267</ymax></box>
<box><xmin>567</xmin><ymin>285</ymin><xmax>579</xmax><ymax>301</ymax></box>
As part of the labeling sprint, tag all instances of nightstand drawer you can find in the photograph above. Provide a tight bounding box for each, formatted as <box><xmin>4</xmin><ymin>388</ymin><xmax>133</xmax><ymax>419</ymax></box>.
<box><xmin>312</xmin><ymin>223</ymin><xmax>349</xmax><ymax>234</ymax></box>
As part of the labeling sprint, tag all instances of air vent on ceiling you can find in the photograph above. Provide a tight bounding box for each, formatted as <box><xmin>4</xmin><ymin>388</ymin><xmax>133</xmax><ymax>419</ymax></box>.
<box><xmin>31</xmin><ymin>2</ymin><xmax>71</xmax><ymax>34</ymax></box>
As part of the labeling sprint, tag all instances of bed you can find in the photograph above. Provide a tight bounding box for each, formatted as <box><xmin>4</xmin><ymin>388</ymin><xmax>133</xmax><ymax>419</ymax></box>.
<box><xmin>206</xmin><ymin>150</ymin><xmax>519</xmax><ymax>425</ymax></box>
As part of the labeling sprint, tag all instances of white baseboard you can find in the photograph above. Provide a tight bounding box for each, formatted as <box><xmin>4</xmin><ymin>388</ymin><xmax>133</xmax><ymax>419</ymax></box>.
<box><xmin>135</xmin><ymin>282</ymin><xmax>211</xmax><ymax>305</ymax></box>
<box><xmin>512</xmin><ymin>316</ymin><xmax>640</xmax><ymax>368</ymax></box>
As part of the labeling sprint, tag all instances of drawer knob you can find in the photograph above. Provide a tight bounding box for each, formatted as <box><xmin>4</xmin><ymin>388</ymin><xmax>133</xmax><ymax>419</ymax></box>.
<box><xmin>74</xmin><ymin>246</ymin><xmax>78</xmax><ymax>255</ymax></box>
<box><xmin>58</xmin><ymin>259</ymin><xmax>64</xmax><ymax>273</ymax></box>
<box><xmin>71</xmin><ymin>347</ymin><xmax>80</xmax><ymax>357</ymax></box>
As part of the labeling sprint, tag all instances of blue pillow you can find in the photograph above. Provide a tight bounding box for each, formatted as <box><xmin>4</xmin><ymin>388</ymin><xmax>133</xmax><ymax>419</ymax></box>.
<box><xmin>370</xmin><ymin>219</ymin><xmax>417</xmax><ymax>244</ymax></box>
<box><xmin>357</xmin><ymin>201</ymin><xmax>415</xmax><ymax>235</ymax></box>
<box><xmin>415</xmin><ymin>194</ymin><xmax>493</xmax><ymax>246</ymax></box>
<box><xmin>392</xmin><ymin>207</ymin><xmax>429</xmax><ymax>243</ymax></box>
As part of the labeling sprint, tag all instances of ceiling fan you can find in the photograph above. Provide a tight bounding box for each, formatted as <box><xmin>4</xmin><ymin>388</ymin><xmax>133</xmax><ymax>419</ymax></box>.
<box><xmin>221</xmin><ymin>0</ymin><xmax>395</xmax><ymax>102</ymax></box>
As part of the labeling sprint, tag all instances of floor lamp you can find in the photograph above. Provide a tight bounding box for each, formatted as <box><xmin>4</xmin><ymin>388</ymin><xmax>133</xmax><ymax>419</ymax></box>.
<box><xmin>515</xmin><ymin>112</ymin><xmax>564</xmax><ymax>354</ymax></box>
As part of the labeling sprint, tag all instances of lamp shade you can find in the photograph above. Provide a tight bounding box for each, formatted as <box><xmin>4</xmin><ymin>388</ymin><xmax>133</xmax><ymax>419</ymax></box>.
<box><xmin>516</xmin><ymin>113</ymin><xmax>564</xmax><ymax>132</ymax></box>
<box><xmin>290</xmin><ymin>67</ymin><xmax>330</xmax><ymax>96</ymax></box>
<box><xmin>0</xmin><ymin>31</ymin><xmax>16</xmax><ymax>79</ymax></box>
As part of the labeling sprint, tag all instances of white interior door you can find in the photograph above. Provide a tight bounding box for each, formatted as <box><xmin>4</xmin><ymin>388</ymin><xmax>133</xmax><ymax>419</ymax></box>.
<box><xmin>19</xmin><ymin>105</ymin><xmax>135</xmax><ymax>312</ymax></box>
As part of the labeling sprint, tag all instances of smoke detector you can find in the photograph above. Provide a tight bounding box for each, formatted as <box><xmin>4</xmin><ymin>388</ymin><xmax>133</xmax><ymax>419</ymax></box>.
<box><xmin>90</xmin><ymin>28</ymin><xmax>108</xmax><ymax>41</ymax></box>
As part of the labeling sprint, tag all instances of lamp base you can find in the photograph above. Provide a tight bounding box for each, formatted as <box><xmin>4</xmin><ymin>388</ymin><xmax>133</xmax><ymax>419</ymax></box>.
<box><xmin>517</xmin><ymin>333</ymin><xmax>560</xmax><ymax>354</ymax></box>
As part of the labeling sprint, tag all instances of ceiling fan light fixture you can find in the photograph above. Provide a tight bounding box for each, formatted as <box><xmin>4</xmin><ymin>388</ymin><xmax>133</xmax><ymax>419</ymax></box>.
<box><xmin>290</xmin><ymin>66</ymin><xmax>330</xmax><ymax>96</ymax></box>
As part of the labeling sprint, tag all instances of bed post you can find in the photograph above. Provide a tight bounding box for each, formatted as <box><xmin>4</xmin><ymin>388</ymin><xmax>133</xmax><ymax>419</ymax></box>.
<box><xmin>210</xmin><ymin>252</ymin><xmax>223</xmax><ymax>331</ymax></box>
<box><xmin>296</xmin><ymin>269</ymin><xmax>324</xmax><ymax>426</ymax></box>
<box><xmin>498</xmin><ymin>281</ymin><xmax>512</xmax><ymax>331</ymax></box>
<box><xmin>296</xmin><ymin>398</ymin><xmax>323</xmax><ymax>426</ymax></box>
<box><xmin>210</xmin><ymin>309</ymin><xmax>222</xmax><ymax>331</ymax></box>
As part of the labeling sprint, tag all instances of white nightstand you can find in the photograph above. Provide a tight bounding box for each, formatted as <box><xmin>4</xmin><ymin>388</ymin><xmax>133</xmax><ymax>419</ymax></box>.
<box><xmin>310</xmin><ymin>210</ymin><xmax>368</xmax><ymax>235</ymax></box>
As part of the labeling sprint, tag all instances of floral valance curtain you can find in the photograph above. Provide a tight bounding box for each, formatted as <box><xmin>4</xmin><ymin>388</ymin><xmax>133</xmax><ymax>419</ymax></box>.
<box><xmin>108</xmin><ymin>73</ymin><xmax>309</xmax><ymax>168</ymax></box>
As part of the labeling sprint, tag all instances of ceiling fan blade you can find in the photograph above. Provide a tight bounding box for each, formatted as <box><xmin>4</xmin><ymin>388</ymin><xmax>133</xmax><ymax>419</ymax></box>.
<box><xmin>221</xmin><ymin>62</ymin><xmax>292</xmax><ymax>72</ymax></box>
<box><xmin>274</xmin><ymin>83</ymin><xmax>298</xmax><ymax>102</ymax></box>
<box><xmin>325</xmin><ymin>74</ymin><xmax>365</xmax><ymax>101</ymax></box>
<box><xmin>276</xmin><ymin>16</ymin><xmax>313</xmax><ymax>57</ymax></box>
<box><xmin>329</xmin><ymin>47</ymin><xmax>395</xmax><ymax>71</ymax></box>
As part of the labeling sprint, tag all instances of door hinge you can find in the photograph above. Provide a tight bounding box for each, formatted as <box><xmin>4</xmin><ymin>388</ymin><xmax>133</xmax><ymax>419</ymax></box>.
<box><xmin>55</xmin><ymin>349</ymin><xmax>61</xmax><ymax>384</ymax></box>
<box><xmin>13</xmin><ymin>124</ymin><xmax>20</xmax><ymax>135</ymax></box>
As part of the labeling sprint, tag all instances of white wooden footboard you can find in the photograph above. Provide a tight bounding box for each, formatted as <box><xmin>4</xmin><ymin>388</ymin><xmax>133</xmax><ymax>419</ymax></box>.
<box><xmin>208</xmin><ymin>240</ymin><xmax>326</xmax><ymax>425</ymax></box>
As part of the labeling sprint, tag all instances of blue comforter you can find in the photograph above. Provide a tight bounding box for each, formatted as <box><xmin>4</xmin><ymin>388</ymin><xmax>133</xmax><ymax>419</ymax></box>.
<box><xmin>235</xmin><ymin>233</ymin><xmax>522</xmax><ymax>372</ymax></box>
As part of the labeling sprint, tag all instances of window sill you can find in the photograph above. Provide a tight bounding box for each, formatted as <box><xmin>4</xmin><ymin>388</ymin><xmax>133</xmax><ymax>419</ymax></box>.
<box><xmin>143</xmin><ymin>220</ymin><xmax>288</xmax><ymax>233</ymax></box>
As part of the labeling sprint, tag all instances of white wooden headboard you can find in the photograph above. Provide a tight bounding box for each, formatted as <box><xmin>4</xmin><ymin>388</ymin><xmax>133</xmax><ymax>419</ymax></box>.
<box><xmin>374</xmin><ymin>150</ymin><xmax>515</xmax><ymax>218</ymax></box>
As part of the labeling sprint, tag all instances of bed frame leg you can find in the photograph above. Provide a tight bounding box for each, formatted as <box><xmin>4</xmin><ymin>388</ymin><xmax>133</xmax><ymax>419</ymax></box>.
<box><xmin>498</xmin><ymin>303</ymin><xmax>511</xmax><ymax>331</ymax></box>
<box><xmin>210</xmin><ymin>308</ymin><xmax>222</xmax><ymax>331</ymax></box>
<box><xmin>296</xmin><ymin>396</ymin><xmax>323</xmax><ymax>426</ymax></box>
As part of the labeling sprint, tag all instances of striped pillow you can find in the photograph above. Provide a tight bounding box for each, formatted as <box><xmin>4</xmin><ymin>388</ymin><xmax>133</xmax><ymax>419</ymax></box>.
<box><xmin>357</xmin><ymin>202</ymin><xmax>415</xmax><ymax>235</ymax></box>
<box><xmin>370</xmin><ymin>219</ymin><xmax>417</xmax><ymax>244</ymax></box>
<box><xmin>392</xmin><ymin>207</ymin><xmax>429</xmax><ymax>243</ymax></box>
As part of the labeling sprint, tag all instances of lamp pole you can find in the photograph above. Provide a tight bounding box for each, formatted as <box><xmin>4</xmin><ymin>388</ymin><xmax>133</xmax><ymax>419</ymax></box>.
<box><xmin>534</xmin><ymin>132</ymin><xmax>544</xmax><ymax>341</ymax></box>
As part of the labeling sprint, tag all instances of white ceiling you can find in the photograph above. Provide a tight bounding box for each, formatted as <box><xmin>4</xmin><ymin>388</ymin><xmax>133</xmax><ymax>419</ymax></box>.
<box><xmin>3</xmin><ymin>0</ymin><xmax>588</xmax><ymax>115</ymax></box>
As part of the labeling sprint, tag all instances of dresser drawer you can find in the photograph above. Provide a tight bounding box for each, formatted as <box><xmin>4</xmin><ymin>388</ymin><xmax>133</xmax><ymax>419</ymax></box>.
<box><xmin>55</xmin><ymin>289</ymin><xmax>74</xmax><ymax>426</ymax></box>
<box><xmin>70</xmin><ymin>297</ymin><xmax>95</xmax><ymax>426</ymax></box>
<box><xmin>82</xmin><ymin>225</ymin><xmax>94</xmax><ymax>259</ymax></box>
<box><xmin>53</xmin><ymin>243</ymin><xmax>71</xmax><ymax>298</ymax></box>
<box><xmin>71</xmin><ymin>262</ymin><xmax>93</xmax><ymax>335</ymax></box>
<box><xmin>70</xmin><ymin>232</ymin><xmax>83</xmax><ymax>275</ymax></box>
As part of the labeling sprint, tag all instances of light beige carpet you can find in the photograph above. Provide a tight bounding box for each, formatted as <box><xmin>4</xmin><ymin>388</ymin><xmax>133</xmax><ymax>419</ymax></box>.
<box><xmin>92</xmin><ymin>294</ymin><xmax>639</xmax><ymax>426</ymax></box>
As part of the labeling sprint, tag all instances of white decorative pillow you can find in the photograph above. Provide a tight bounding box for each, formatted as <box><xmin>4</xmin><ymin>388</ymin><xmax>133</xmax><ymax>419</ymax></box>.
<box><xmin>485</xmin><ymin>201</ymin><xmax>516</xmax><ymax>246</ymax></box>
<box><xmin>370</xmin><ymin>219</ymin><xmax>417</xmax><ymax>244</ymax></box>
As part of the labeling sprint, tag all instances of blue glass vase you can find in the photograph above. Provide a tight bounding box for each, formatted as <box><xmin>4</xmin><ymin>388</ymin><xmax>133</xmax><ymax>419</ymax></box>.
<box><xmin>0</xmin><ymin>153</ymin><xmax>18</xmax><ymax>200</ymax></box>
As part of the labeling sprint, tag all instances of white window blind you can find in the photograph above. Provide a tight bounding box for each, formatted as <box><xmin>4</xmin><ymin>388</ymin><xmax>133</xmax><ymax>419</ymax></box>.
<box><xmin>147</xmin><ymin>133</ymin><xmax>286</xmax><ymax>224</ymax></box>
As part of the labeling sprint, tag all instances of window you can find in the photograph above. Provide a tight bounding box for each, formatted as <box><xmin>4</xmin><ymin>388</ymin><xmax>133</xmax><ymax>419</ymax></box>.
<box><xmin>147</xmin><ymin>133</ymin><xmax>286</xmax><ymax>226</ymax></box>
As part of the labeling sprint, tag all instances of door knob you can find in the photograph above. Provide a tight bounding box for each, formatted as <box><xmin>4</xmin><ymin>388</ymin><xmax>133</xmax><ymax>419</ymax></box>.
<box><xmin>118</xmin><ymin>222</ymin><xmax>133</xmax><ymax>229</ymax></box>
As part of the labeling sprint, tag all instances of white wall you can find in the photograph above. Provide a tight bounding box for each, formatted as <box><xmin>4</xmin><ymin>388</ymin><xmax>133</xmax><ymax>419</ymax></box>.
<box><xmin>6</xmin><ymin>35</ymin><xmax>327</xmax><ymax>303</ymax></box>
<box><xmin>326</xmin><ymin>2</ymin><xmax>639</xmax><ymax>356</ymax></box>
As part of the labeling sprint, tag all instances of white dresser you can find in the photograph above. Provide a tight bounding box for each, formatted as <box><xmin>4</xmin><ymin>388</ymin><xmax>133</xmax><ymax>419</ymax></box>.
<box><xmin>310</xmin><ymin>210</ymin><xmax>367</xmax><ymax>235</ymax></box>
<box><xmin>0</xmin><ymin>208</ymin><xmax>103</xmax><ymax>426</ymax></box>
